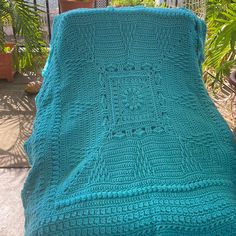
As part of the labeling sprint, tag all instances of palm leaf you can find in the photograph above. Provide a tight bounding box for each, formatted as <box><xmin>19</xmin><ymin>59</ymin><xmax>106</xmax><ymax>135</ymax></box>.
<box><xmin>0</xmin><ymin>0</ymin><xmax>47</xmax><ymax>72</ymax></box>
<box><xmin>204</xmin><ymin>0</ymin><xmax>236</xmax><ymax>87</ymax></box>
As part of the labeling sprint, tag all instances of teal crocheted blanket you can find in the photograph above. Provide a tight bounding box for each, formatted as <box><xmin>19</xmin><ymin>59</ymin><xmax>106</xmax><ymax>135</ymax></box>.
<box><xmin>22</xmin><ymin>6</ymin><xmax>236</xmax><ymax>236</ymax></box>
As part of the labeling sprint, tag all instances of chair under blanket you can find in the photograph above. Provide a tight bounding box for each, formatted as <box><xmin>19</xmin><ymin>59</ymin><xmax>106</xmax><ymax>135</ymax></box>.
<box><xmin>21</xmin><ymin>7</ymin><xmax>236</xmax><ymax>236</ymax></box>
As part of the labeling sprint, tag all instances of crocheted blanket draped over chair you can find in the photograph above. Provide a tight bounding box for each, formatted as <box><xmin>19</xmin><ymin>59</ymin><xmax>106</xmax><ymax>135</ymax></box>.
<box><xmin>21</xmin><ymin>7</ymin><xmax>236</xmax><ymax>236</ymax></box>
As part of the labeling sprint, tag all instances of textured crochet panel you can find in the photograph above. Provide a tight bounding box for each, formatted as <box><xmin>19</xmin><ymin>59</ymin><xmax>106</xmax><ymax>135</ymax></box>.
<box><xmin>99</xmin><ymin>63</ymin><xmax>171</xmax><ymax>140</ymax></box>
<box><xmin>21</xmin><ymin>7</ymin><xmax>236</xmax><ymax>236</ymax></box>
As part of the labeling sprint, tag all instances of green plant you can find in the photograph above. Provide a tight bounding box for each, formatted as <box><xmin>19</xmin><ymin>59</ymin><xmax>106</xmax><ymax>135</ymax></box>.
<box><xmin>0</xmin><ymin>0</ymin><xmax>48</xmax><ymax>73</ymax></box>
<box><xmin>110</xmin><ymin>0</ymin><xmax>155</xmax><ymax>7</ymax></box>
<box><xmin>2</xmin><ymin>45</ymin><xmax>11</xmax><ymax>53</ymax></box>
<box><xmin>142</xmin><ymin>0</ymin><xmax>155</xmax><ymax>7</ymax></box>
<box><xmin>110</xmin><ymin>0</ymin><xmax>141</xmax><ymax>6</ymax></box>
<box><xmin>204</xmin><ymin>0</ymin><xmax>236</xmax><ymax>89</ymax></box>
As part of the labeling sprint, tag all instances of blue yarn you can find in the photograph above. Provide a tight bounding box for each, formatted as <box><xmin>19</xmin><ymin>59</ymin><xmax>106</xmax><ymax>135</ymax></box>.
<box><xmin>21</xmin><ymin>7</ymin><xmax>236</xmax><ymax>236</ymax></box>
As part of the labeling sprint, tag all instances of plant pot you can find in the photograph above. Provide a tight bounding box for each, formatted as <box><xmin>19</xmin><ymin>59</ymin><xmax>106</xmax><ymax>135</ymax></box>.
<box><xmin>59</xmin><ymin>0</ymin><xmax>95</xmax><ymax>13</ymax></box>
<box><xmin>0</xmin><ymin>43</ymin><xmax>15</xmax><ymax>82</ymax></box>
<box><xmin>25</xmin><ymin>81</ymin><xmax>42</xmax><ymax>95</ymax></box>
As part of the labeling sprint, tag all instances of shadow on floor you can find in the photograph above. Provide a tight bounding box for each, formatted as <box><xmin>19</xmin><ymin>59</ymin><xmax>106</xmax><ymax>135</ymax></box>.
<box><xmin>0</xmin><ymin>73</ymin><xmax>37</xmax><ymax>167</ymax></box>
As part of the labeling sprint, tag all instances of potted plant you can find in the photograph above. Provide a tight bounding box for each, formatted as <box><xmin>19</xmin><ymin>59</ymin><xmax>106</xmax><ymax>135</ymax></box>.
<box><xmin>59</xmin><ymin>0</ymin><xmax>95</xmax><ymax>13</ymax></box>
<box><xmin>0</xmin><ymin>0</ymin><xmax>47</xmax><ymax>83</ymax></box>
<box><xmin>0</xmin><ymin>43</ymin><xmax>15</xmax><ymax>81</ymax></box>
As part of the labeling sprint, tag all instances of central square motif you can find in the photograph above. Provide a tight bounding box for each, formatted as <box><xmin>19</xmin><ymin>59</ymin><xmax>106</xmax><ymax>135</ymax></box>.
<box><xmin>109</xmin><ymin>74</ymin><xmax>156</xmax><ymax>125</ymax></box>
<box><xmin>98</xmin><ymin>63</ymin><xmax>168</xmax><ymax>139</ymax></box>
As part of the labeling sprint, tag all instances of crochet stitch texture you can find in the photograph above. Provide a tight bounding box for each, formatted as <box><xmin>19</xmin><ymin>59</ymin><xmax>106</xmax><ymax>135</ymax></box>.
<box><xmin>21</xmin><ymin>7</ymin><xmax>236</xmax><ymax>236</ymax></box>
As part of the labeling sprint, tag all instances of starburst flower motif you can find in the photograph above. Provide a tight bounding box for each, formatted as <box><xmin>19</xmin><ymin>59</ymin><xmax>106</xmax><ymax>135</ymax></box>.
<box><xmin>122</xmin><ymin>87</ymin><xmax>143</xmax><ymax>110</ymax></box>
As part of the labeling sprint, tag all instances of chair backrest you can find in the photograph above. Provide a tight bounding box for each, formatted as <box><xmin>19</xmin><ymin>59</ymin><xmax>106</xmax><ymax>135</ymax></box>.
<box><xmin>22</xmin><ymin>8</ymin><xmax>236</xmax><ymax>235</ymax></box>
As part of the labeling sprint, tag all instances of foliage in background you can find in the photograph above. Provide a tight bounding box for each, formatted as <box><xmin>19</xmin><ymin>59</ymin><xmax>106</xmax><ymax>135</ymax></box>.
<box><xmin>0</xmin><ymin>0</ymin><xmax>234</xmax><ymax>83</ymax></box>
<box><xmin>204</xmin><ymin>0</ymin><xmax>236</xmax><ymax>89</ymax></box>
<box><xmin>110</xmin><ymin>0</ymin><xmax>155</xmax><ymax>7</ymax></box>
<box><xmin>0</xmin><ymin>0</ymin><xmax>48</xmax><ymax>74</ymax></box>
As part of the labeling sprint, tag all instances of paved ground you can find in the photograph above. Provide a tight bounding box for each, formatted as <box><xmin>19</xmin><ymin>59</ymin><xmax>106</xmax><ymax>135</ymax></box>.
<box><xmin>0</xmin><ymin>74</ymin><xmax>34</xmax><ymax>236</ymax></box>
<box><xmin>0</xmin><ymin>168</ymin><xmax>29</xmax><ymax>236</ymax></box>
<box><xmin>0</xmin><ymin>74</ymin><xmax>36</xmax><ymax>168</ymax></box>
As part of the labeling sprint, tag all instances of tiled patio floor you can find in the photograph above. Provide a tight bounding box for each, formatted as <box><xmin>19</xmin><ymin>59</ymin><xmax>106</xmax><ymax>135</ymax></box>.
<box><xmin>0</xmin><ymin>74</ymin><xmax>36</xmax><ymax>168</ymax></box>
<box><xmin>0</xmin><ymin>74</ymin><xmax>36</xmax><ymax>236</ymax></box>
<box><xmin>0</xmin><ymin>168</ymin><xmax>29</xmax><ymax>236</ymax></box>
